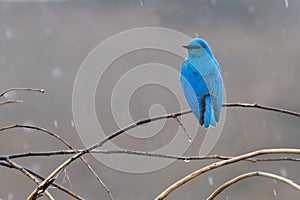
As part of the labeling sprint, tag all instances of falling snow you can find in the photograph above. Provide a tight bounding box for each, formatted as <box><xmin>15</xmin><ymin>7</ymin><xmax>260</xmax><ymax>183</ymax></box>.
<box><xmin>210</xmin><ymin>0</ymin><xmax>216</xmax><ymax>6</ymax></box>
<box><xmin>247</xmin><ymin>5</ymin><xmax>255</xmax><ymax>14</ymax></box>
<box><xmin>51</xmin><ymin>67</ymin><xmax>62</xmax><ymax>79</ymax></box>
<box><xmin>280</xmin><ymin>168</ymin><xmax>288</xmax><ymax>177</ymax></box>
<box><xmin>3</xmin><ymin>90</ymin><xmax>16</xmax><ymax>99</ymax></box>
<box><xmin>23</xmin><ymin>120</ymin><xmax>34</xmax><ymax>133</ymax></box>
<box><xmin>273</xmin><ymin>189</ymin><xmax>277</xmax><ymax>196</ymax></box>
<box><xmin>70</xmin><ymin>120</ymin><xmax>75</xmax><ymax>128</ymax></box>
<box><xmin>208</xmin><ymin>176</ymin><xmax>214</xmax><ymax>186</ymax></box>
<box><xmin>8</xmin><ymin>192</ymin><xmax>14</xmax><ymax>200</ymax></box>
<box><xmin>284</xmin><ymin>0</ymin><xmax>289</xmax><ymax>8</ymax></box>
<box><xmin>54</xmin><ymin>120</ymin><xmax>58</xmax><ymax>128</ymax></box>
<box><xmin>5</xmin><ymin>29</ymin><xmax>13</xmax><ymax>40</ymax></box>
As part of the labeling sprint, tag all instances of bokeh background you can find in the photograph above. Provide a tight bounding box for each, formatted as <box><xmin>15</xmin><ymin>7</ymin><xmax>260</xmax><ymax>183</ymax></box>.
<box><xmin>1</xmin><ymin>0</ymin><xmax>300</xmax><ymax>199</ymax></box>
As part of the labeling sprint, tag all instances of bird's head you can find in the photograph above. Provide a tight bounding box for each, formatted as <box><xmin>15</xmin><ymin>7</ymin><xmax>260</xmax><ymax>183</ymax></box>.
<box><xmin>183</xmin><ymin>38</ymin><xmax>214</xmax><ymax>59</ymax></box>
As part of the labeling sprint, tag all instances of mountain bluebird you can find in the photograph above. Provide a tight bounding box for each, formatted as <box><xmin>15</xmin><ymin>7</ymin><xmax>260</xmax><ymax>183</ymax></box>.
<box><xmin>181</xmin><ymin>38</ymin><xmax>222</xmax><ymax>128</ymax></box>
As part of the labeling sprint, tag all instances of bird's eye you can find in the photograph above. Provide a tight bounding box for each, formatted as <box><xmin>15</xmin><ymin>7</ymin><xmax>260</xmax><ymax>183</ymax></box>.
<box><xmin>192</xmin><ymin>46</ymin><xmax>201</xmax><ymax>49</ymax></box>
<box><xmin>183</xmin><ymin>45</ymin><xmax>201</xmax><ymax>49</ymax></box>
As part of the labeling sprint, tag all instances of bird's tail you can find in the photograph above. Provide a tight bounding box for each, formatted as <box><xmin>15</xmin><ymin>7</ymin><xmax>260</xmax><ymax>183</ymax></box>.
<box><xmin>203</xmin><ymin>95</ymin><xmax>217</xmax><ymax>128</ymax></box>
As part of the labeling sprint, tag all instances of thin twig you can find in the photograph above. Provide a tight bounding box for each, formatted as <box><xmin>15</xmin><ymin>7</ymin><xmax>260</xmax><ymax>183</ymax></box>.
<box><xmin>207</xmin><ymin>171</ymin><xmax>300</xmax><ymax>200</ymax></box>
<box><xmin>79</xmin><ymin>157</ymin><xmax>113</xmax><ymax>200</ymax></box>
<box><xmin>0</xmin><ymin>124</ymin><xmax>73</xmax><ymax>148</ymax></box>
<box><xmin>155</xmin><ymin>148</ymin><xmax>300</xmax><ymax>200</ymax></box>
<box><xmin>174</xmin><ymin>117</ymin><xmax>191</xmax><ymax>142</ymax></box>
<box><xmin>223</xmin><ymin>103</ymin><xmax>300</xmax><ymax>117</ymax></box>
<box><xmin>5</xmin><ymin>159</ymin><xmax>54</xmax><ymax>200</ymax></box>
<box><xmin>0</xmin><ymin>149</ymin><xmax>231</xmax><ymax>161</ymax></box>
<box><xmin>0</xmin><ymin>87</ymin><xmax>45</xmax><ymax>98</ymax></box>
<box><xmin>0</xmin><ymin>100</ymin><xmax>23</xmax><ymax>106</ymax></box>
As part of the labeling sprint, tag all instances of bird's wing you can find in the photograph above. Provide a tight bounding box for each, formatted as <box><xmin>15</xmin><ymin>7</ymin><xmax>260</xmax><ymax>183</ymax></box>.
<box><xmin>204</xmin><ymin>63</ymin><xmax>222</xmax><ymax>122</ymax></box>
<box><xmin>180</xmin><ymin>61</ymin><xmax>209</xmax><ymax>125</ymax></box>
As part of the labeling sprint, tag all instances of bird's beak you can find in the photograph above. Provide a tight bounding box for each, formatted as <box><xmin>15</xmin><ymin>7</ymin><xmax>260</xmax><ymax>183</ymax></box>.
<box><xmin>182</xmin><ymin>45</ymin><xmax>188</xmax><ymax>49</ymax></box>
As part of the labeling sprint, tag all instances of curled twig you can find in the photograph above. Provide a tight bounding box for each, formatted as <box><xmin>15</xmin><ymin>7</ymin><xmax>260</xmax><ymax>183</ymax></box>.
<box><xmin>155</xmin><ymin>148</ymin><xmax>300</xmax><ymax>200</ymax></box>
<box><xmin>0</xmin><ymin>87</ymin><xmax>45</xmax><ymax>98</ymax></box>
<box><xmin>207</xmin><ymin>171</ymin><xmax>300</xmax><ymax>200</ymax></box>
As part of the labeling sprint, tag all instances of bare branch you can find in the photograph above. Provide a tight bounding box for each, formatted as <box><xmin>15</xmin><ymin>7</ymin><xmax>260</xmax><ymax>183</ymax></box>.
<box><xmin>0</xmin><ymin>100</ymin><xmax>23</xmax><ymax>106</ymax></box>
<box><xmin>0</xmin><ymin>124</ymin><xmax>113</xmax><ymax>199</ymax></box>
<box><xmin>3</xmin><ymin>149</ymin><xmax>300</xmax><ymax>163</ymax></box>
<box><xmin>25</xmin><ymin>110</ymin><xmax>193</xmax><ymax>199</ymax></box>
<box><xmin>0</xmin><ymin>124</ymin><xmax>74</xmax><ymax>149</ymax></box>
<box><xmin>223</xmin><ymin>103</ymin><xmax>300</xmax><ymax>118</ymax></box>
<box><xmin>1</xmin><ymin>160</ymin><xmax>84</xmax><ymax>199</ymax></box>
<box><xmin>5</xmin><ymin>159</ymin><xmax>54</xmax><ymax>200</ymax></box>
<box><xmin>0</xmin><ymin>149</ymin><xmax>230</xmax><ymax>161</ymax></box>
<box><xmin>155</xmin><ymin>148</ymin><xmax>300</xmax><ymax>200</ymax></box>
<box><xmin>207</xmin><ymin>171</ymin><xmax>300</xmax><ymax>200</ymax></box>
<box><xmin>27</xmin><ymin>152</ymin><xmax>85</xmax><ymax>199</ymax></box>
<box><xmin>25</xmin><ymin>102</ymin><xmax>300</xmax><ymax>199</ymax></box>
<box><xmin>0</xmin><ymin>86</ymin><xmax>111</xmax><ymax>197</ymax></box>
<box><xmin>21</xmin><ymin>165</ymin><xmax>84</xmax><ymax>200</ymax></box>
<box><xmin>0</xmin><ymin>87</ymin><xmax>45</xmax><ymax>98</ymax></box>
<box><xmin>0</xmin><ymin>86</ymin><xmax>112</xmax><ymax>199</ymax></box>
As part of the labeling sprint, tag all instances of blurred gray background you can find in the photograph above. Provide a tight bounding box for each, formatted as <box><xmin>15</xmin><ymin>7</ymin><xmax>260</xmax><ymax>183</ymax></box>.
<box><xmin>1</xmin><ymin>0</ymin><xmax>300</xmax><ymax>199</ymax></box>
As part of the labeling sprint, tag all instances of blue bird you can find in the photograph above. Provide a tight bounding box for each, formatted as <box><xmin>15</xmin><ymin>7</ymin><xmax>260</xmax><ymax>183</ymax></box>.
<box><xmin>180</xmin><ymin>38</ymin><xmax>222</xmax><ymax>128</ymax></box>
